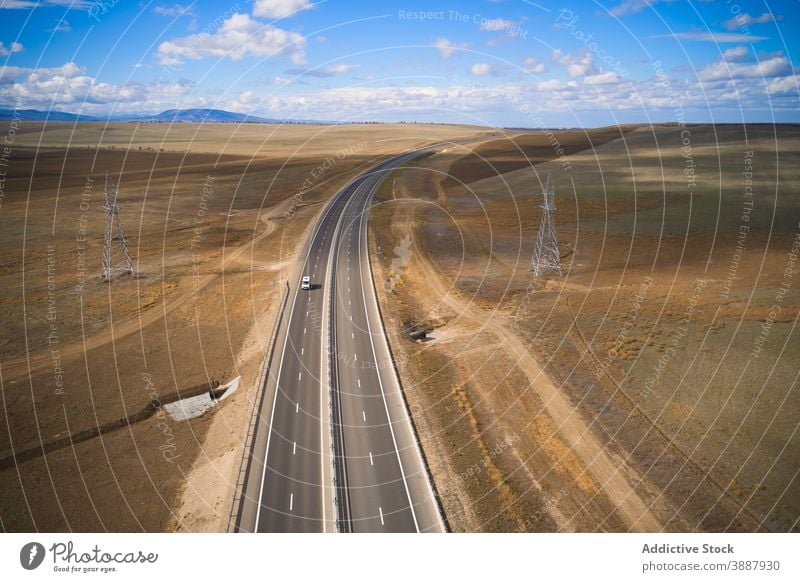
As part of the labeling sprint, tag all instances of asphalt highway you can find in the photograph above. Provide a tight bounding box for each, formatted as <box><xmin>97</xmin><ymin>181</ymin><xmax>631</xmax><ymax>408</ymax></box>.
<box><xmin>235</xmin><ymin>150</ymin><xmax>445</xmax><ymax>533</ymax></box>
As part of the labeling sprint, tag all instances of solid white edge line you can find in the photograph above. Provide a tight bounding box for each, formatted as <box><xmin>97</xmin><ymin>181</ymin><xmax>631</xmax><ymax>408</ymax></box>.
<box><xmin>254</xmin><ymin>271</ymin><xmax>302</xmax><ymax>530</ymax></box>
<box><xmin>255</xmin><ymin>184</ymin><xmax>347</xmax><ymax>533</ymax></box>
<box><xmin>357</xmin><ymin>176</ymin><xmax>424</xmax><ymax>533</ymax></box>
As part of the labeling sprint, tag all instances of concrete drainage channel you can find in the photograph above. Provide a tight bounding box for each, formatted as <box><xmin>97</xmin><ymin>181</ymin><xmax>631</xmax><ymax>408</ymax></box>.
<box><xmin>0</xmin><ymin>377</ymin><xmax>240</xmax><ymax>471</ymax></box>
<box><xmin>164</xmin><ymin>376</ymin><xmax>240</xmax><ymax>421</ymax></box>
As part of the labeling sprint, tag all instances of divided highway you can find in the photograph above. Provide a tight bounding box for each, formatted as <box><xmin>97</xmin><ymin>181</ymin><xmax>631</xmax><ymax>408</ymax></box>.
<box><xmin>235</xmin><ymin>150</ymin><xmax>445</xmax><ymax>533</ymax></box>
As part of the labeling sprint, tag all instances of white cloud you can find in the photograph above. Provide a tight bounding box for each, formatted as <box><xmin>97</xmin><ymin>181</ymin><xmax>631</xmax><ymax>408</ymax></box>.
<box><xmin>723</xmin><ymin>12</ymin><xmax>782</xmax><ymax>31</ymax></box>
<box><xmin>154</xmin><ymin>4</ymin><xmax>195</xmax><ymax>17</ymax></box>
<box><xmin>434</xmin><ymin>37</ymin><xmax>467</xmax><ymax>60</ymax></box>
<box><xmin>584</xmin><ymin>71</ymin><xmax>621</xmax><ymax>85</ymax></box>
<box><xmin>157</xmin><ymin>13</ymin><xmax>306</xmax><ymax>66</ymax></box>
<box><xmin>285</xmin><ymin>63</ymin><xmax>358</xmax><ymax>77</ymax></box>
<box><xmin>652</xmin><ymin>32</ymin><xmax>769</xmax><ymax>43</ymax></box>
<box><xmin>323</xmin><ymin>64</ymin><xmax>355</xmax><ymax>75</ymax></box>
<box><xmin>523</xmin><ymin>56</ymin><xmax>545</xmax><ymax>74</ymax></box>
<box><xmin>552</xmin><ymin>48</ymin><xmax>595</xmax><ymax>78</ymax></box>
<box><xmin>253</xmin><ymin>0</ymin><xmax>312</xmax><ymax>19</ymax></box>
<box><xmin>766</xmin><ymin>75</ymin><xmax>799</xmax><ymax>95</ymax></box>
<box><xmin>609</xmin><ymin>0</ymin><xmax>674</xmax><ymax>17</ymax></box>
<box><xmin>0</xmin><ymin>41</ymin><xmax>23</xmax><ymax>56</ymax></box>
<box><xmin>471</xmin><ymin>63</ymin><xmax>494</xmax><ymax>76</ymax></box>
<box><xmin>0</xmin><ymin>41</ymin><xmax>23</xmax><ymax>55</ymax></box>
<box><xmin>722</xmin><ymin>46</ymin><xmax>750</xmax><ymax>62</ymax></box>
<box><xmin>1</xmin><ymin>50</ymin><xmax>797</xmax><ymax>125</ymax></box>
<box><xmin>478</xmin><ymin>18</ymin><xmax>514</xmax><ymax>32</ymax></box>
<box><xmin>0</xmin><ymin>62</ymin><xmax>195</xmax><ymax>113</ymax></box>
<box><xmin>536</xmin><ymin>79</ymin><xmax>575</xmax><ymax>92</ymax></box>
<box><xmin>699</xmin><ymin>54</ymin><xmax>792</xmax><ymax>81</ymax></box>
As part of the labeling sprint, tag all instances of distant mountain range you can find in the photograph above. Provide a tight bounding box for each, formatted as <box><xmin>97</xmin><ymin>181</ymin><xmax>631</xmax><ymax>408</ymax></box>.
<box><xmin>0</xmin><ymin>107</ymin><xmax>329</xmax><ymax>124</ymax></box>
<box><xmin>0</xmin><ymin>108</ymin><xmax>99</xmax><ymax>122</ymax></box>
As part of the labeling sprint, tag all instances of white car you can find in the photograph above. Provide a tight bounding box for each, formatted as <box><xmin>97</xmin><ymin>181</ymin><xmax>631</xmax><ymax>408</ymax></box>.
<box><xmin>301</xmin><ymin>275</ymin><xmax>311</xmax><ymax>290</ymax></box>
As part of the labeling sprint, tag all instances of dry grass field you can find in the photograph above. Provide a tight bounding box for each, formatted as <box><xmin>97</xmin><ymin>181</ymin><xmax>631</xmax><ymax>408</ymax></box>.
<box><xmin>369</xmin><ymin>124</ymin><xmax>800</xmax><ymax>532</ymax></box>
<box><xmin>0</xmin><ymin>120</ymin><xmax>486</xmax><ymax>532</ymax></box>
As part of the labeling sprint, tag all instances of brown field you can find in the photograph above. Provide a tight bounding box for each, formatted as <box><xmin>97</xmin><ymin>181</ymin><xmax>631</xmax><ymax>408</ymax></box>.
<box><xmin>369</xmin><ymin>124</ymin><xmax>800</xmax><ymax>531</ymax></box>
<box><xmin>0</xmin><ymin>121</ymin><xmax>486</xmax><ymax>532</ymax></box>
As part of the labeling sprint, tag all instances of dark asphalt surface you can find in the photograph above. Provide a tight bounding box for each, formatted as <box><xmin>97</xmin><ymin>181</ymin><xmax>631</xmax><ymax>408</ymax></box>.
<box><xmin>236</xmin><ymin>151</ymin><xmax>444</xmax><ymax>533</ymax></box>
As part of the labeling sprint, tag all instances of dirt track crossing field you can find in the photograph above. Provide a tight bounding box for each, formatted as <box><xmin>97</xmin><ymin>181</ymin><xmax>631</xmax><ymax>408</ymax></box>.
<box><xmin>0</xmin><ymin>121</ymin><xmax>485</xmax><ymax>532</ymax></box>
<box><xmin>369</xmin><ymin>124</ymin><xmax>800</xmax><ymax>532</ymax></box>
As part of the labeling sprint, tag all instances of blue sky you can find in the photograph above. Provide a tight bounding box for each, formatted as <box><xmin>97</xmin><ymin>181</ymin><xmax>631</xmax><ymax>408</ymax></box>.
<box><xmin>1</xmin><ymin>0</ymin><xmax>798</xmax><ymax>126</ymax></box>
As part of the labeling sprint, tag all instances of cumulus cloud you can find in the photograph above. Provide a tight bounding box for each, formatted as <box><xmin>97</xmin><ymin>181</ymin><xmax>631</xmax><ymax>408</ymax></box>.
<box><xmin>0</xmin><ymin>41</ymin><xmax>24</xmax><ymax>55</ymax></box>
<box><xmin>257</xmin><ymin>69</ymin><xmax>798</xmax><ymax>121</ymax></box>
<box><xmin>698</xmin><ymin>53</ymin><xmax>792</xmax><ymax>82</ymax></box>
<box><xmin>478</xmin><ymin>18</ymin><xmax>514</xmax><ymax>32</ymax></box>
<box><xmin>723</xmin><ymin>12</ymin><xmax>782</xmax><ymax>31</ymax></box>
<box><xmin>434</xmin><ymin>37</ymin><xmax>468</xmax><ymax>60</ymax></box>
<box><xmin>253</xmin><ymin>0</ymin><xmax>312</xmax><ymax>19</ymax></box>
<box><xmin>766</xmin><ymin>75</ymin><xmax>799</xmax><ymax>95</ymax></box>
<box><xmin>584</xmin><ymin>71</ymin><xmax>621</xmax><ymax>85</ymax></box>
<box><xmin>552</xmin><ymin>48</ymin><xmax>595</xmax><ymax>78</ymax></box>
<box><xmin>536</xmin><ymin>79</ymin><xmax>576</xmax><ymax>92</ymax></box>
<box><xmin>0</xmin><ymin>62</ymin><xmax>195</xmax><ymax>113</ymax></box>
<box><xmin>157</xmin><ymin>13</ymin><xmax>306</xmax><ymax>66</ymax></box>
<box><xmin>609</xmin><ymin>0</ymin><xmax>674</xmax><ymax>17</ymax></box>
<box><xmin>523</xmin><ymin>56</ymin><xmax>545</xmax><ymax>74</ymax></box>
<box><xmin>154</xmin><ymin>4</ymin><xmax>195</xmax><ymax>17</ymax></box>
<box><xmin>285</xmin><ymin>63</ymin><xmax>358</xmax><ymax>77</ymax></box>
<box><xmin>722</xmin><ymin>46</ymin><xmax>750</xmax><ymax>63</ymax></box>
<box><xmin>2</xmin><ymin>52</ymin><xmax>797</xmax><ymax>125</ymax></box>
<box><xmin>53</xmin><ymin>20</ymin><xmax>71</xmax><ymax>32</ymax></box>
<box><xmin>471</xmin><ymin>63</ymin><xmax>494</xmax><ymax>76</ymax></box>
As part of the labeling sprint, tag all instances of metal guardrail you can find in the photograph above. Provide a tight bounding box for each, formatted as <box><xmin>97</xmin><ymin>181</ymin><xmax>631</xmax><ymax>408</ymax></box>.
<box><xmin>363</xmin><ymin>167</ymin><xmax>451</xmax><ymax>533</ymax></box>
<box><xmin>225</xmin><ymin>146</ymin><xmax>453</xmax><ymax>534</ymax></box>
<box><xmin>226</xmin><ymin>280</ymin><xmax>290</xmax><ymax>533</ymax></box>
<box><xmin>327</xmin><ymin>186</ymin><xmax>354</xmax><ymax>533</ymax></box>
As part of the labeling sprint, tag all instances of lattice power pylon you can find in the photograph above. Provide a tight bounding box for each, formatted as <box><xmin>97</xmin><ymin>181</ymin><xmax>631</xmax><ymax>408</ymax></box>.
<box><xmin>530</xmin><ymin>173</ymin><xmax>562</xmax><ymax>277</ymax></box>
<box><xmin>101</xmin><ymin>173</ymin><xmax>135</xmax><ymax>281</ymax></box>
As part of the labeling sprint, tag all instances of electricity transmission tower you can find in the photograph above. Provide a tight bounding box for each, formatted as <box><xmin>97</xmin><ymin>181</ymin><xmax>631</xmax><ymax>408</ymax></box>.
<box><xmin>101</xmin><ymin>173</ymin><xmax>134</xmax><ymax>281</ymax></box>
<box><xmin>530</xmin><ymin>174</ymin><xmax>562</xmax><ymax>277</ymax></box>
